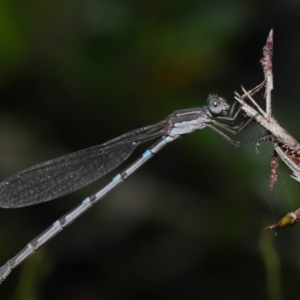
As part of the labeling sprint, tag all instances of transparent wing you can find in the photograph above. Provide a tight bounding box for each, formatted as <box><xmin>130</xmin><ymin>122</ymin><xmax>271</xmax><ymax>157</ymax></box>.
<box><xmin>0</xmin><ymin>121</ymin><xmax>165</xmax><ymax>208</ymax></box>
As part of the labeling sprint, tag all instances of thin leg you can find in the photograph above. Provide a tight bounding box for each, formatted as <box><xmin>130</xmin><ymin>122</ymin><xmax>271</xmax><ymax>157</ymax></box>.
<box><xmin>228</xmin><ymin>101</ymin><xmax>239</xmax><ymax>118</ymax></box>
<box><xmin>218</xmin><ymin>102</ymin><xmax>242</xmax><ymax>121</ymax></box>
<box><xmin>206</xmin><ymin>124</ymin><xmax>257</xmax><ymax>148</ymax></box>
<box><xmin>219</xmin><ymin>89</ymin><xmax>262</xmax><ymax>121</ymax></box>
<box><xmin>255</xmin><ymin>134</ymin><xmax>278</xmax><ymax>152</ymax></box>
<box><xmin>210</xmin><ymin>114</ymin><xmax>255</xmax><ymax>135</ymax></box>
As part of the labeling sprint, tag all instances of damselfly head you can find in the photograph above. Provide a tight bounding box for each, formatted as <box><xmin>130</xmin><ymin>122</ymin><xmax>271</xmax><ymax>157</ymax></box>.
<box><xmin>207</xmin><ymin>94</ymin><xmax>230</xmax><ymax>116</ymax></box>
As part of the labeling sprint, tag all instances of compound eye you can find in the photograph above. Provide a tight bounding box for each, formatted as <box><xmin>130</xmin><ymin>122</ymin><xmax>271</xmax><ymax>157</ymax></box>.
<box><xmin>207</xmin><ymin>95</ymin><xmax>224</xmax><ymax>115</ymax></box>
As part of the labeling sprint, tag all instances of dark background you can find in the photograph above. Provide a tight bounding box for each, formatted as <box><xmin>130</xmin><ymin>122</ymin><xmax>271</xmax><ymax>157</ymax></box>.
<box><xmin>1</xmin><ymin>1</ymin><xmax>300</xmax><ymax>299</ymax></box>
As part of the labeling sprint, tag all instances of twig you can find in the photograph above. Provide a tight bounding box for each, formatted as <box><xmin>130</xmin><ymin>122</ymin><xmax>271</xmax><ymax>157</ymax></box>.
<box><xmin>265</xmin><ymin>208</ymin><xmax>300</xmax><ymax>230</ymax></box>
<box><xmin>269</xmin><ymin>150</ymin><xmax>278</xmax><ymax>190</ymax></box>
<box><xmin>234</xmin><ymin>30</ymin><xmax>297</xmax><ymax>149</ymax></box>
<box><xmin>261</xmin><ymin>29</ymin><xmax>273</xmax><ymax>118</ymax></box>
<box><xmin>234</xmin><ymin>30</ymin><xmax>300</xmax><ymax>229</ymax></box>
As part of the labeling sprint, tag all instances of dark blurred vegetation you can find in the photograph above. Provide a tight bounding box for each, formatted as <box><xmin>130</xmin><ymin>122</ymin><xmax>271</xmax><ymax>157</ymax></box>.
<box><xmin>1</xmin><ymin>0</ymin><xmax>300</xmax><ymax>299</ymax></box>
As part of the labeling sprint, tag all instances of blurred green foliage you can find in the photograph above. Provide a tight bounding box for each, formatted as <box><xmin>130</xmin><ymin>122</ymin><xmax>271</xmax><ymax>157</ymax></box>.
<box><xmin>0</xmin><ymin>0</ymin><xmax>300</xmax><ymax>299</ymax></box>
